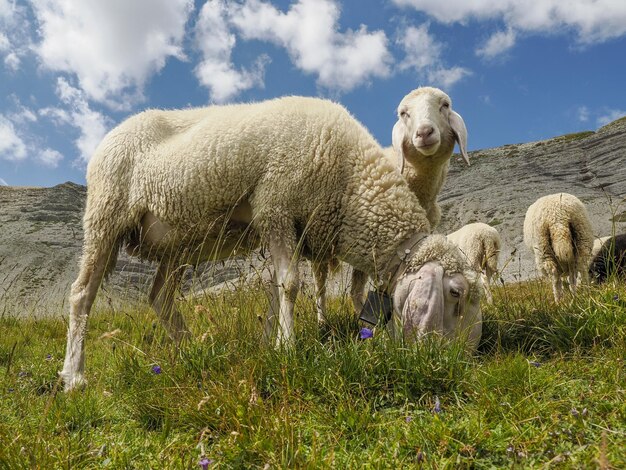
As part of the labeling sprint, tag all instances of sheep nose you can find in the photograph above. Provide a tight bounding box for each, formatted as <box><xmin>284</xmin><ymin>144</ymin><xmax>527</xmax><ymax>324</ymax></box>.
<box><xmin>415</xmin><ymin>124</ymin><xmax>434</xmax><ymax>139</ymax></box>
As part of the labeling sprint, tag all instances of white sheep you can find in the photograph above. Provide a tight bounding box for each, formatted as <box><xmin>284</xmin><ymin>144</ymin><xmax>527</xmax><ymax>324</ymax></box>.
<box><xmin>340</xmin><ymin>86</ymin><xmax>470</xmax><ymax>316</ymax></box>
<box><xmin>523</xmin><ymin>193</ymin><xmax>594</xmax><ymax>302</ymax></box>
<box><xmin>447</xmin><ymin>223</ymin><xmax>501</xmax><ymax>303</ymax></box>
<box><xmin>60</xmin><ymin>96</ymin><xmax>483</xmax><ymax>391</ymax></box>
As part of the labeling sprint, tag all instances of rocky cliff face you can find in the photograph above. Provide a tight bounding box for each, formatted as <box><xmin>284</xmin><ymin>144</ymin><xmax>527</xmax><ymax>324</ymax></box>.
<box><xmin>1</xmin><ymin>118</ymin><xmax>624</xmax><ymax>314</ymax></box>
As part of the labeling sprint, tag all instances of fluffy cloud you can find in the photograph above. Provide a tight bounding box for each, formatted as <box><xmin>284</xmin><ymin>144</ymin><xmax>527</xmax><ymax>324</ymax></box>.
<box><xmin>227</xmin><ymin>0</ymin><xmax>392</xmax><ymax>92</ymax></box>
<box><xmin>32</xmin><ymin>0</ymin><xmax>193</xmax><ymax>109</ymax></box>
<box><xmin>476</xmin><ymin>28</ymin><xmax>516</xmax><ymax>60</ymax></box>
<box><xmin>37</xmin><ymin>148</ymin><xmax>63</xmax><ymax>168</ymax></box>
<box><xmin>194</xmin><ymin>0</ymin><xmax>269</xmax><ymax>103</ymax></box>
<box><xmin>597</xmin><ymin>109</ymin><xmax>626</xmax><ymax>127</ymax></box>
<box><xmin>0</xmin><ymin>114</ymin><xmax>27</xmax><ymax>161</ymax></box>
<box><xmin>396</xmin><ymin>24</ymin><xmax>470</xmax><ymax>88</ymax></box>
<box><xmin>392</xmin><ymin>0</ymin><xmax>626</xmax><ymax>46</ymax></box>
<box><xmin>0</xmin><ymin>1</ymin><xmax>29</xmax><ymax>72</ymax></box>
<box><xmin>41</xmin><ymin>78</ymin><xmax>111</xmax><ymax>163</ymax></box>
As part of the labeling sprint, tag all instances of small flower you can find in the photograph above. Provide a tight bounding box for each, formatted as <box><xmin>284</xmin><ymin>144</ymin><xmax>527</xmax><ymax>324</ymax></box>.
<box><xmin>582</xmin><ymin>408</ymin><xmax>588</xmax><ymax>417</ymax></box>
<box><xmin>529</xmin><ymin>361</ymin><xmax>541</xmax><ymax>368</ymax></box>
<box><xmin>405</xmin><ymin>416</ymin><xmax>412</xmax><ymax>423</ymax></box>
<box><xmin>613</xmin><ymin>294</ymin><xmax>619</xmax><ymax>301</ymax></box>
<box><xmin>433</xmin><ymin>396</ymin><xmax>441</xmax><ymax>414</ymax></box>
<box><xmin>8</xmin><ymin>388</ymin><xmax>14</xmax><ymax>393</ymax></box>
<box><xmin>45</xmin><ymin>354</ymin><xmax>53</xmax><ymax>361</ymax></box>
<box><xmin>198</xmin><ymin>456</ymin><xmax>213</xmax><ymax>469</ymax></box>
<box><xmin>416</xmin><ymin>450</ymin><xmax>424</xmax><ymax>463</ymax></box>
<box><xmin>570</xmin><ymin>408</ymin><xmax>579</xmax><ymax>417</ymax></box>
<box><xmin>359</xmin><ymin>327</ymin><xmax>373</xmax><ymax>339</ymax></box>
<box><xmin>506</xmin><ymin>445</ymin><xmax>514</xmax><ymax>454</ymax></box>
<box><xmin>17</xmin><ymin>371</ymin><xmax>29</xmax><ymax>378</ymax></box>
<box><xmin>151</xmin><ymin>365</ymin><xmax>162</xmax><ymax>375</ymax></box>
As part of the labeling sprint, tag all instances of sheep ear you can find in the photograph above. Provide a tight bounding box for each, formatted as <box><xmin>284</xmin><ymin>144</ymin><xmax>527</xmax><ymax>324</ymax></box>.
<box><xmin>449</xmin><ymin>110</ymin><xmax>470</xmax><ymax>166</ymax></box>
<box><xmin>391</xmin><ymin>120</ymin><xmax>406</xmax><ymax>174</ymax></box>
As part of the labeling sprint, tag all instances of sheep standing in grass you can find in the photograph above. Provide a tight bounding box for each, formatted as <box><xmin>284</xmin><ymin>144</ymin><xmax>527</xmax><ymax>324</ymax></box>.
<box><xmin>589</xmin><ymin>233</ymin><xmax>626</xmax><ymax>283</ymax></box>
<box><xmin>447</xmin><ymin>223</ymin><xmax>501</xmax><ymax>303</ymax></box>
<box><xmin>61</xmin><ymin>96</ymin><xmax>483</xmax><ymax>391</ymax></box>
<box><xmin>523</xmin><ymin>193</ymin><xmax>594</xmax><ymax>301</ymax></box>
<box><xmin>320</xmin><ymin>86</ymin><xmax>470</xmax><ymax>317</ymax></box>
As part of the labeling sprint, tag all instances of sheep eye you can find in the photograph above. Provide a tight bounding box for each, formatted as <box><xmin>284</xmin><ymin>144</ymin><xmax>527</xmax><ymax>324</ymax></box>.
<box><xmin>441</xmin><ymin>102</ymin><xmax>450</xmax><ymax>110</ymax></box>
<box><xmin>400</xmin><ymin>110</ymin><xmax>410</xmax><ymax>119</ymax></box>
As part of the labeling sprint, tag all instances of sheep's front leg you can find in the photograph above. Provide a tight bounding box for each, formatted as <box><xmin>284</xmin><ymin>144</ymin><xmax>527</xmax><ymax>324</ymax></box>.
<box><xmin>311</xmin><ymin>260</ymin><xmax>328</xmax><ymax>324</ymax></box>
<box><xmin>268</xmin><ymin>237</ymin><xmax>299</xmax><ymax>347</ymax></box>
<box><xmin>149</xmin><ymin>257</ymin><xmax>189</xmax><ymax>341</ymax></box>
<box><xmin>350</xmin><ymin>269</ymin><xmax>369</xmax><ymax>316</ymax></box>
<box><xmin>264</xmin><ymin>271</ymin><xmax>280</xmax><ymax>342</ymax></box>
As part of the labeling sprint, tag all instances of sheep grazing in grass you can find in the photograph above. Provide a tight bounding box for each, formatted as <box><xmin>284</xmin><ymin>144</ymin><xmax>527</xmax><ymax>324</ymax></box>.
<box><xmin>523</xmin><ymin>193</ymin><xmax>594</xmax><ymax>302</ymax></box>
<box><xmin>589</xmin><ymin>233</ymin><xmax>626</xmax><ymax>283</ymax></box>
<box><xmin>327</xmin><ymin>86</ymin><xmax>470</xmax><ymax>317</ymax></box>
<box><xmin>447</xmin><ymin>223</ymin><xmax>501</xmax><ymax>303</ymax></box>
<box><xmin>61</xmin><ymin>96</ymin><xmax>483</xmax><ymax>391</ymax></box>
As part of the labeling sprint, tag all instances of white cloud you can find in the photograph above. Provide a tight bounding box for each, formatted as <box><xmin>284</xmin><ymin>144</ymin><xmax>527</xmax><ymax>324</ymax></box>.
<box><xmin>597</xmin><ymin>109</ymin><xmax>626</xmax><ymax>127</ymax></box>
<box><xmin>0</xmin><ymin>114</ymin><xmax>27</xmax><ymax>161</ymax></box>
<box><xmin>392</xmin><ymin>0</ymin><xmax>626</xmax><ymax>44</ymax></box>
<box><xmin>194</xmin><ymin>0</ymin><xmax>269</xmax><ymax>103</ymax></box>
<box><xmin>41</xmin><ymin>78</ymin><xmax>111</xmax><ymax>163</ymax></box>
<box><xmin>38</xmin><ymin>148</ymin><xmax>63</xmax><ymax>167</ymax></box>
<box><xmin>0</xmin><ymin>32</ymin><xmax>8</xmax><ymax>51</ymax></box>
<box><xmin>476</xmin><ymin>28</ymin><xmax>516</xmax><ymax>59</ymax></box>
<box><xmin>227</xmin><ymin>0</ymin><xmax>392</xmax><ymax>93</ymax></box>
<box><xmin>0</xmin><ymin>1</ymin><xmax>30</xmax><ymax>72</ymax></box>
<box><xmin>396</xmin><ymin>24</ymin><xmax>470</xmax><ymax>88</ymax></box>
<box><xmin>32</xmin><ymin>0</ymin><xmax>193</xmax><ymax>109</ymax></box>
<box><xmin>577</xmin><ymin>106</ymin><xmax>589</xmax><ymax>122</ymax></box>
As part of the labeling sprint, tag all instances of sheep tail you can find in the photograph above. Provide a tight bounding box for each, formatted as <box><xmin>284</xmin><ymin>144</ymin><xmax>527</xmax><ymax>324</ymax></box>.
<box><xmin>549</xmin><ymin>222</ymin><xmax>575</xmax><ymax>265</ymax></box>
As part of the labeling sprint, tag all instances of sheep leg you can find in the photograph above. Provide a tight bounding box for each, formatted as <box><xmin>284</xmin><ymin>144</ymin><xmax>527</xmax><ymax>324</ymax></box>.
<box><xmin>268</xmin><ymin>237</ymin><xmax>299</xmax><ymax>347</ymax></box>
<box><xmin>149</xmin><ymin>257</ymin><xmax>189</xmax><ymax>341</ymax></box>
<box><xmin>481</xmin><ymin>273</ymin><xmax>494</xmax><ymax>304</ymax></box>
<box><xmin>552</xmin><ymin>275</ymin><xmax>563</xmax><ymax>302</ymax></box>
<box><xmin>350</xmin><ymin>269</ymin><xmax>369</xmax><ymax>316</ymax></box>
<box><xmin>263</xmin><ymin>271</ymin><xmax>280</xmax><ymax>342</ymax></box>
<box><xmin>311</xmin><ymin>260</ymin><xmax>328</xmax><ymax>324</ymax></box>
<box><xmin>60</xmin><ymin>244</ymin><xmax>111</xmax><ymax>391</ymax></box>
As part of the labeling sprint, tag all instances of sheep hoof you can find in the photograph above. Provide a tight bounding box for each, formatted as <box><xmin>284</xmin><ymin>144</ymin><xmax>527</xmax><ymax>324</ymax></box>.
<box><xmin>59</xmin><ymin>371</ymin><xmax>87</xmax><ymax>392</ymax></box>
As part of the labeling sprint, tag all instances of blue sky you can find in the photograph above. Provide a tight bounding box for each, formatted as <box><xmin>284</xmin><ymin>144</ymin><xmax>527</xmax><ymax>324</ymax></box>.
<box><xmin>1</xmin><ymin>0</ymin><xmax>625</xmax><ymax>187</ymax></box>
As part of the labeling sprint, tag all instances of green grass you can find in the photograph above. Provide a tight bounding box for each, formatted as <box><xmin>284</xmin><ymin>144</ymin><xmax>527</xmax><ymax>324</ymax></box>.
<box><xmin>1</xmin><ymin>280</ymin><xmax>625</xmax><ymax>468</ymax></box>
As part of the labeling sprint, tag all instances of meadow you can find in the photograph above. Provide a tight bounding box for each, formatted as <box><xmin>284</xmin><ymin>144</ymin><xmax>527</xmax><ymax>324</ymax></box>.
<box><xmin>0</xmin><ymin>278</ymin><xmax>624</xmax><ymax>468</ymax></box>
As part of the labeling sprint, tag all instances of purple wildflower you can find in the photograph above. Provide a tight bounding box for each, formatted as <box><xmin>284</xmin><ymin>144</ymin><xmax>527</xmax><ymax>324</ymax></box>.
<box><xmin>151</xmin><ymin>365</ymin><xmax>162</xmax><ymax>375</ymax></box>
<box><xmin>529</xmin><ymin>361</ymin><xmax>541</xmax><ymax>368</ymax></box>
<box><xmin>45</xmin><ymin>354</ymin><xmax>52</xmax><ymax>361</ymax></box>
<box><xmin>199</xmin><ymin>456</ymin><xmax>213</xmax><ymax>469</ymax></box>
<box><xmin>359</xmin><ymin>327</ymin><xmax>373</xmax><ymax>340</ymax></box>
<box><xmin>570</xmin><ymin>408</ymin><xmax>579</xmax><ymax>417</ymax></box>
<box><xmin>613</xmin><ymin>294</ymin><xmax>619</xmax><ymax>301</ymax></box>
<box><xmin>433</xmin><ymin>396</ymin><xmax>441</xmax><ymax>414</ymax></box>
<box><xmin>416</xmin><ymin>451</ymin><xmax>424</xmax><ymax>463</ymax></box>
<box><xmin>405</xmin><ymin>416</ymin><xmax>412</xmax><ymax>423</ymax></box>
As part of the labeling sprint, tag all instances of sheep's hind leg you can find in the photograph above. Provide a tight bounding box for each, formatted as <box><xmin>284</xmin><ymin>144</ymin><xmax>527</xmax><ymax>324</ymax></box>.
<box><xmin>60</xmin><ymin>242</ymin><xmax>113</xmax><ymax>391</ymax></box>
<box><xmin>268</xmin><ymin>236</ymin><xmax>300</xmax><ymax>348</ymax></box>
<box><xmin>149</xmin><ymin>257</ymin><xmax>189</xmax><ymax>342</ymax></box>
<box><xmin>263</xmin><ymin>271</ymin><xmax>280</xmax><ymax>342</ymax></box>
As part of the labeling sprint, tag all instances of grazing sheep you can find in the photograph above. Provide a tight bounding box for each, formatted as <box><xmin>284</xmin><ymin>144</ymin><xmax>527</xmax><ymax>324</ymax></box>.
<box><xmin>61</xmin><ymin>96</ymin><xmax>483</xmax><ymax>391</ymax></box>
<box><xmin>523</xmin><ymin>193</ymin><xmax>594</xmax><ymax>301</ymax></box>
<box><xmin>589</xmin><ymin>233</ymin><xmax>626</xmax><ymax>283</ymax></box>
<box><xmin>447</xmin><ymin>223</ymin><xmax>501</xmax><ymax>303</ymax></box>
<box><xmin>592</xmin><ymin>236</ymin><xmax>611</xmax><ymax>258</ymax></box>
<box><xmin>315</xmin><ymin>86</ymin><xmax>470</xmax><ymax>319</ymax></box>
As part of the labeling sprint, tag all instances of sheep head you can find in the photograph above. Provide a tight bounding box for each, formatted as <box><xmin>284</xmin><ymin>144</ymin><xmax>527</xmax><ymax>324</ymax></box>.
<box><xmin>392</xmin><ymin>87</ymin><xmax>469</xmax><ymax>173</ymax></box>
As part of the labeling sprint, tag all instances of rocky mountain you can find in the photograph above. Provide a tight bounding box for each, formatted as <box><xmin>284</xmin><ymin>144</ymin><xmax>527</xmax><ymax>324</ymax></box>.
<box><xmin>1</xmin><ymin>117</ymin><xmax>625</xmax><ymax>315</ymax></box>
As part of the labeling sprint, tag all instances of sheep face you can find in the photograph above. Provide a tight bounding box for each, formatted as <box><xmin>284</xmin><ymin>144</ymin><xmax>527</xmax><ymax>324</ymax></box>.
<box><xmin>392</xmin><ymin>87</ymin><xmax>469</xmax><ymax>170</ymax></box>
<box><xmin>392</xmin><ymin>261</ymin><xmax>482</xmax><ymax>349</ymax></box>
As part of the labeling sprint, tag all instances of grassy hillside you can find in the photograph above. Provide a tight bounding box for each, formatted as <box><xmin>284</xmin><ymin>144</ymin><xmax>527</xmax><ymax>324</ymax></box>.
<box><xmin>1</xmin><ymin>280</ymin><xmax>625</xmax><ymax>468</ymax></box>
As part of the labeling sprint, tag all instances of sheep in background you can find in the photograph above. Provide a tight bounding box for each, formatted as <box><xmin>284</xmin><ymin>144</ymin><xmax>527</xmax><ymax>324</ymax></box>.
<box><xmin>61</xmin><ymin>96</ymin><xmax>483</xmax><ymax>391</ymax></box>
<box><xmin>343</xmin><ymin>86</ymin><xmax>470</xmax><ymax>315</ymax></box>
<box><xmin>523</xmin><ymin>193</ymin><xmax>594</xmax><ymax>302</ymax></box>
<box><xmin>589</xmin><ymin>233</ymin><xmax>626</xmax><ymax>283</ymax></box>
<box><xmin>447</xmin><ymin>223</ymin><xmax>501</xmax><ymax>303</ymax></box>
<box><xmin>592</xmin><ymin>236</ymin><xmax>611</xmax><ymax>258</ymax></box>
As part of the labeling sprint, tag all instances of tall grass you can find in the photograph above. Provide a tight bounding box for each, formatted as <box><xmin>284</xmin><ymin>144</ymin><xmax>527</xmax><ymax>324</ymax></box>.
<box><xmin>1</xmin><ymin>279</ymin><xmax>625</xmax><ymax>468</ymax></box>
